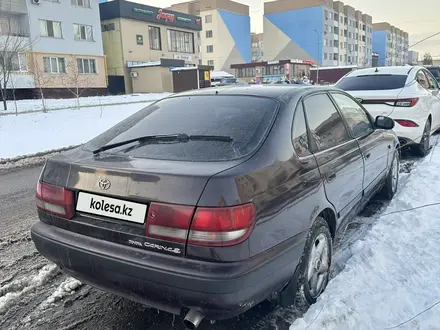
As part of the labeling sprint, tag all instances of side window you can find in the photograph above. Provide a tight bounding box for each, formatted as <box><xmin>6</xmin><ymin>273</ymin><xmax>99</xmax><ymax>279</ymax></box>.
<box><xmin>292</xmin><ymin>102</ymin><xmax>311</xmax><ymax>157</ymax></box>
<box><xmin>424</xmin><ymin>70</ymin><xmax>439</xmax><ymax>90</ymax></box>
<box><xmin>416</xmin><ymin>70</ymin><xmax>430</xmax><ymax>89</ymax></box>
<box><xmin>303</xmin><ymin>94</ymin><xmax>350</xmax><ymax>151</ymax></box>
<box><xmin>331</xmin><ymin>93</ymin><xmax>374</xmax><ymax>138</ymax></box>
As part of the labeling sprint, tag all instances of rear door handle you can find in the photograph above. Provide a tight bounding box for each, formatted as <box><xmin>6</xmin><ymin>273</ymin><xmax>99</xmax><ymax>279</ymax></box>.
<box><xmin>328</xmin><ymin>173</ymin><xmax>337</xmax><ymax>182</ymax></box>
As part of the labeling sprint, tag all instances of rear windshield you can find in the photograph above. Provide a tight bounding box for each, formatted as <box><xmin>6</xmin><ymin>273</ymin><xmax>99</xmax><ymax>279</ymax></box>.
<box><xmin>428</xmin><ymin>68</ymin><xmax>440</xmax><ymax>78</ymax></box>
<box><xmin>336</xmin><ymin>74</ymin><xmax>408</xmax><ymax>91</ymax></box>
<box><xmin>84</xmin><ymin>96</ymin><xmax>279</xmax><ymax>162</ymax></box>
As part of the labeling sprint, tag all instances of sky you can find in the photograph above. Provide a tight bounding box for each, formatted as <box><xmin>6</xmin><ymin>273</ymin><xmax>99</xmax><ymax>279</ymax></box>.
<box><xmin>136</xmin><ymin>0</ymin><xmax>440</xmax><ymax>60</ymax></box>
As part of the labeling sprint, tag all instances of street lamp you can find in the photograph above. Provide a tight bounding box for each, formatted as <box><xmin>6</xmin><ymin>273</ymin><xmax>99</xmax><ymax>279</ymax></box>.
<box><xmin>314</xmin><ymin>29</ymin><xmax>320</xmax><ymax>84</ymax></box>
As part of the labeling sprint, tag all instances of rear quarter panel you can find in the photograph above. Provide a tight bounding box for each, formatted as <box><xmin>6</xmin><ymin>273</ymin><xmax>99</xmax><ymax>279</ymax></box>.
<box><xmin>194</xmin><ymin>96</ymin><xmax>335</xmax><ymax>260</ymax></box>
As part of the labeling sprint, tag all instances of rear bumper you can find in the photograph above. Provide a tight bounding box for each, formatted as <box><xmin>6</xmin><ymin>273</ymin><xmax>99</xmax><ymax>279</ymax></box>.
<box><xmin>31</xmin><ymin>221</ymin><xmax>304</xmax><ymax>320</ymax></box>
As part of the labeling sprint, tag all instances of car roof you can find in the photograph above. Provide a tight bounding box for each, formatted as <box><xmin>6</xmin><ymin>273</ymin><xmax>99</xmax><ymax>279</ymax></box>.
<box><xmin>168</xmin><ymin>85</ymin><xmax>340</xmax><ymax>101</ymax></box>
<box><xmin>346</xmin><ymin>66</ymin><xmax>422</xmax><ymax>77</ymax></box>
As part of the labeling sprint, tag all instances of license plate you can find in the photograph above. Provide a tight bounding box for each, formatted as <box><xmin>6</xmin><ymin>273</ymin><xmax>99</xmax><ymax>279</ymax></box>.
<box><xmin>76</xmin><ymin>192</ymin><xmax>147</xmax><ymax>224</ymax></box>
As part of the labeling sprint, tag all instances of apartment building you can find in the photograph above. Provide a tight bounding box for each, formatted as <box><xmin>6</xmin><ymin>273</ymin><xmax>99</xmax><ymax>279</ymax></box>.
<box><xmin>0</xmin><ymin>0</ymin><xmax>106</xmax><ymax>99</ymax></box>
<box><xmin>408</xmin><ymin>50</ymin><xmax>419</xmax><ymax>65</ymax></box>
<box><xmin>251</xmin><ymin>32</ymin><xmax>263</xmax><ymax>62</ymax></box>
<box><xmin>373</xmin><ymin>22</ymin><xmax>409</xmax><ymax>66</ymax></box>
<box><xmin>100</xmin><ymin>0</ymin><xmax>203</xmax><ymax>94</ymax></box>
<box><xmin>169</xmin><ymin>0</ymin><xmax>251</xmax><ymax>73</ymax></box>
<box><xmin>263</xmin><ymin>0</ymin><xmax>373</xmax><ymax>68</ymax></box>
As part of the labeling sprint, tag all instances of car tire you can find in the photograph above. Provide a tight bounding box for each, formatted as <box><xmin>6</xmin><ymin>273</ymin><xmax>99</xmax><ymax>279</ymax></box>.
<box><xmin>415</xmin><ymin>119</ymin><xmax>431</xmax><ymax>157</ymax></box>
<box><xmin>380</xmin><ymin>149</ymin><xmax>399</xmax><ymax>200</ymax></box>
<box><xmin>288</xmin><ymin>217</ymin><xmax>332</xmax><ymax>312</ymax></box>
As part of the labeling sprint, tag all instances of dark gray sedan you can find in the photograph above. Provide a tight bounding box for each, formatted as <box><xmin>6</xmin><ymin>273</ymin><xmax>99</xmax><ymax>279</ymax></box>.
<box><xmin>32</xmin><ymin>86</ymin><xmax>399</xmax><ymax>329</ymax></box>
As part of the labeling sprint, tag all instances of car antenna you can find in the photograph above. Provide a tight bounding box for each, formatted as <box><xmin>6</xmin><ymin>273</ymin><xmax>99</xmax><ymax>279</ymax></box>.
<box><xmin>215</xmin><ymin>90</ymin><xmax>219</xmax><ymax>95</ymax></box>
<box><xmin>375</xmin><ymin>67</ymin><xmax>379</xmax><ymax>73</ymax></box>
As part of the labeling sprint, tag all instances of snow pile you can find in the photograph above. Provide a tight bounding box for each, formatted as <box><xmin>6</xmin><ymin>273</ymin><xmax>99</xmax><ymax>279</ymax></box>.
<box><xmin>0</xmin><ymin>264</ymin><xmax>58</xmax><ymax>314</ymax></box>
<box><xmin>46</xmin><ymin>278</ymin><xmax>82</xmax><ymax>305</ymax></box>
<box><xmin>0</xmin><ymin>102</ymin><xmax>150</xmax><ymax>159</ymax></box>
<box><xmin>291</xmin><ymin>149</ymin><xmax>440</xmax><ymax>329</ymax></box>
<box><xmin>0</xmin><ymin>93</ymin><xmax>169</xmax><ymax>115</ymax></box>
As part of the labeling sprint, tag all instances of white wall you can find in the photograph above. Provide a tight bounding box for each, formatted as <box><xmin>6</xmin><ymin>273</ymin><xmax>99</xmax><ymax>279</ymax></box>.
<box><xmin>27</xmin><ymin>0</ymin><xmax>104</xmax><ymax>56</ymax></box>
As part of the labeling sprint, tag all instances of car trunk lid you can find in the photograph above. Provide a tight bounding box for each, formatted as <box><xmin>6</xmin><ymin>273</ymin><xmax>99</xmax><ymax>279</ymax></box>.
<box><xmin>40</xmin><ymin>150</ymin><xmax>244</xmax><ymax>257</ymax></box>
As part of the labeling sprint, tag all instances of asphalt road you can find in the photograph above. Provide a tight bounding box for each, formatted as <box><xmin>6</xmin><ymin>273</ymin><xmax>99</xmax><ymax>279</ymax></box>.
<box><xmin>0</xmin><ymin>165</ymin><xmax>293</xmax><ymax>330</ymax></box>
<box><xmin>0</xmin><ymin>156</ymin><xmax>418</xmax><ymax>330</ymax></box>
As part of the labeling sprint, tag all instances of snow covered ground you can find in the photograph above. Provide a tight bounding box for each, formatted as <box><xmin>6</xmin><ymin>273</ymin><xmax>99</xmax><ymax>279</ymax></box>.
<box><xmin>0</xmin><ymin>102</ymin><xmax>150</xmax><ymax>160</ymax></box>
<box><xmin>0</xmin><ymin>93</ymin><xmax>169</xmax><ymax>115</ymax></box>
<box><xmin>291</xmin><ymin>140</ymin><xmax>440</xmax><ymax>330</ymax></box>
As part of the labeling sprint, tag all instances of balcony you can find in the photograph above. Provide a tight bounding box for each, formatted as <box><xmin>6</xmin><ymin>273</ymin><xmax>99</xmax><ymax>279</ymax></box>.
<box><xmin>0</xmin><ymin>0</ymin><xmax>27</xmax><ymax>14</ymax></box>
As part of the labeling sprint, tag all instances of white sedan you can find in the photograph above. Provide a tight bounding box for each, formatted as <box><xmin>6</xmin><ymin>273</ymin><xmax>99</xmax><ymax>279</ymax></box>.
<box><xmin>336</xmin><ymin>66</ymin><xmax>440</xmax><ymax>156</ymax></box>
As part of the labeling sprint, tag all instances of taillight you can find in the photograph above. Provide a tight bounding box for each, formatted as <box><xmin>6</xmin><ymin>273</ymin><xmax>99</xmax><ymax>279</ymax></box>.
<box><xmin>36</xmin><ymin>181</ymin><xmax>75</xmax><ymax>219</ymax></box>
<box><xmin>146</xmin><ymin>202</ymin><xmax>195</xmax><ymax>243</ymax></box>
<box><xmin>188</xmin><ymin>203</ymin><xmax>256</xmax><ymax>247</ymax></box>
<box><xmin>395</xmin><ymin>120</ymin><xmax>419</xmax><ymax>127</ymax></box>
<box><xmin>395</xmin><ymin>98</ymin><xmax>419</xmax><ymax>107</ymax></box>
<box><xmin>145</xmin><ymin>202</ymin><xmax>256</xmax><ymax>247</ymax></box>
<box><xmin>361</xmin><ymin>98</ymin><xmax>419</xmax><ymax>107</ymax></box>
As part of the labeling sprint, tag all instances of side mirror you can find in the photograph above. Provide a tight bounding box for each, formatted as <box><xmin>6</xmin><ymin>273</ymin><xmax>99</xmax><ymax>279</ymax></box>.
<box><xmin>375</xmin><ymin>116</ymin><xmax>395</xmax><ymax>130</ymax></box>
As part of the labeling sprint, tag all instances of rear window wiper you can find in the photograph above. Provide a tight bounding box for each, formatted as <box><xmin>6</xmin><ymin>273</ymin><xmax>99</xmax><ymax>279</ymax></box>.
<box><xmin>92</xmin><ymin>133</ymin><xmax>234</xmax><ymax>154</ymax></box>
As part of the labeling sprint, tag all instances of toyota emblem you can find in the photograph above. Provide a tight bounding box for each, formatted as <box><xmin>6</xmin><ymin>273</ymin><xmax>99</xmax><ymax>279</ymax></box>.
<box><xmin>98</xmin><ymin>178</ymin><xmax>111</xmax><ymax>190</ymax></box>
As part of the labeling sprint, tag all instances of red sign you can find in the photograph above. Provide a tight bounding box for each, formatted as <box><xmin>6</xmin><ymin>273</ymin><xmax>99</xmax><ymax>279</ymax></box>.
<box><xmin>302</xmin><ymin>61</ymin><xmax>315</xmax><ymax>65</ymax></box>
<box><xmin>157</xmin><ymin>9</ymin><xmax>175</xmax><ymax>23</ymax></box>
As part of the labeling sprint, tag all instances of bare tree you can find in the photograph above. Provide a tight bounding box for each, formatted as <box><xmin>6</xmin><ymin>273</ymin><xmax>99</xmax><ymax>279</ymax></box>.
<box><xmin>423</xmin><ymin>53</ymin><xmax>433</xmax><ymax>66</ymax></box>
<box><xmin>31</xmin><ymin>55</ymin><xmax>53</xmax><ymax>112</ymax></box>
<box><xmin>0</xmin><ymin>18</ymin><xmax>29</xmax><ymax>111</ymax></box>
<box><xmin>61</xmin><ymin>57</ymin><xmax>92</xmax><ymax>110</ymax></box>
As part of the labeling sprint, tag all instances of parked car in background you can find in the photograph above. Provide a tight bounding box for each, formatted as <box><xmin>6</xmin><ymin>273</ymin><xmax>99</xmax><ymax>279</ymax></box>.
<box><xmin>426</xmin><ymin>65</ymin><xmax>440</xmax><ymax>83</ymax></box>
<box><xmin>336</xmin><ymin>66</ymin><xmax>440</xmax><ymax>156</ymax></box>
<box><xmin>31</xmin><ymin>86</ymin><xmax>399</xmax><ymax>329</ymax></box>
<box><xmin>216</xmin><ymin>77</ymin><xmax>247</xmax><ymax>86</ymax></box>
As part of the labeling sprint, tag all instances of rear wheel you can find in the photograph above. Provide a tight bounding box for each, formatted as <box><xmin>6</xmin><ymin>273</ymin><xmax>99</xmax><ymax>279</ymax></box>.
<box><xmin>414</xmin><ymin>119</ymin><xmax>431</xmax><ymax>157</ymax></box>
<box><xmin>288</xmin><ymin>217</ymin><xmax>332</xmax><ymax>312</ymax></box>
<box><xmin>380</xmin><ymin>149</ymin><xmax>399</xmax><ymax>200</ymax></box>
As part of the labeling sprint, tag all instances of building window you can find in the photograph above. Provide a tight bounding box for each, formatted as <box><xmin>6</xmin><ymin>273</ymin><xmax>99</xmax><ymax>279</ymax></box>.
<box><xmin>73</xmin><ymin>24</ymin><xmax>94</xmax><ymax>41</ymax></box>
<box><xmin>206</xmin><ymin>45</ymin><xmax>214</xmax><ymax>53</ymax></box>
<box><xmin>205</xmin><ymin>15</ymin><xmax>212</xmax><ymax>23</ymax></box>
<box><xmin>340</xmin><ymin>54</ymin><xmax>343</xmax><ymax>61</ymax></box>
<box><xmin>324</xmin><ymin>53</ymin><xmax>328</xmax><ymax>60</ymax></box>
<box><xmin>101</xmin><ymin>23</ymin><xmax>115</xmax><ymax>32</ymax></box>
<box><xmin>0</xmin><ymin>52</ymin><xmax>27</xmax><ymax>72</ymax></box>
<box><xmin>324</xmin><ymin>39</ymin><xmax>328</xmax><ymax>46</ymax></box>
<box><xmin>71</xmin><ymin>0</ymin><xmax>90</xmax><ymax>7</ymax></box>
<box><xmin>148</xmin><ymin>26</ymin><xmax>161</xmax><ymax>50</ymax></box>
<box><xmin>40</xmin><ymin>20</ymin><xmax>62</xmax><ymax>38</ymax></box>
<box><xmin>77</xmin><ymin>58</ymin><xmax>97</xmax><ymax>74</ymax></box>
<box><xmin>167</xmin><ymin>29</ymin><xmax>194</xmax><ymax>53</ymax></box>
<box><xmin>207</xmin><ymin>60</ymin><xmax>214</xmax><ymax>66</ymax></box>
<box><xmin>206</xmin><ymin>30</ymin><xmax>213</xmax><ymax>38</ymax></box>
<box><xmin>334</xmin><ymin>40</ymin><xmax>338</xmax><ymax>47</ymax></box>
<box><xmin>333</xmin><ymin>53</ymin><xmax>338</xmax><ymax>61</ymax></box>
<box><xmin>43</xmin><ymin>57</ymin><xmax>66</xmax><ymax>74</ymax></box>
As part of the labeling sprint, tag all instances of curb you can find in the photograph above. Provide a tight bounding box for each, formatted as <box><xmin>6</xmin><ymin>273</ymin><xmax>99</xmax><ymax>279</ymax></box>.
<box><xmin>0</xmin><ymin>98</ymin><xmax>163</xmax><ymax>117</ymax></box>
<box><xmin>0</xmin><ymin>145</ymin><xmax>80</xmax><ymax>171</ymax></box>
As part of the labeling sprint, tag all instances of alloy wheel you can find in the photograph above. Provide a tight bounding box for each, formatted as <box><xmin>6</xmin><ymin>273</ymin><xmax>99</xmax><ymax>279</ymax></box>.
<box><xmin>307</xmin><ymin>233</ymin><xmax>330</xmax><ymax>299</ymax></box>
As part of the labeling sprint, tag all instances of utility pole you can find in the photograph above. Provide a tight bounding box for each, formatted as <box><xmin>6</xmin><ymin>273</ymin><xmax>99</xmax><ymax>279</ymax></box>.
<box><xmin>314</xmin><ymin>29</ymin><xmax>320</xmax><ymax>84</ymax></box>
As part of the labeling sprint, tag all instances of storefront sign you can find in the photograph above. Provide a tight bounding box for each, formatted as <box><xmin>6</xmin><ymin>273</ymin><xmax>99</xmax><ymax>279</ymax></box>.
<box><xmin>113</xmin><ymin>3</ymin><xmax>202</xmax><ymax>31</ymax></box>
<box><xmin>177</xmin><ymin>17</ymin><xmax>192</xmax><ymax>23</ymax></box>
<box><xmin>157</xmin><ymin>9</ymin><xmax>175</xmax><ymax>23</ymax></box>
<box><xmin>291</xmin><ymin>59</ymin><xmax>315</xmax><ymax>65</ymax></box>
<box><xmin>204</xmin><ymin>71</ymin><xmax>210</xmax><ymax>80</ymax></box>
<box><xmin>133</xmin><ymin>8</ymin><xmax>153</xmax><ymax>15</ymax></box>
<box><xmin>174</xmin><ymin>54</ymin><xmax>193</xmax><ymax>62</ymax></box>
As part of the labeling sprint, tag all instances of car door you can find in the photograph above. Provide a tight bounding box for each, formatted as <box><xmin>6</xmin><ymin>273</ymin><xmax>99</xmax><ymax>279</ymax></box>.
<box><xmin>423</xmin><ymin>69</ymin><xmax>440</xmax><ymax>131</ymax></box>
<box><xmin>303</xmin><ymin>93</ymin><xmax>364</xmax><ymax>219</ymax></box>
<box><xmin>330</xmin><ymin>92</ymin><xmax>390</xmax><ymax>195</ymax></box>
